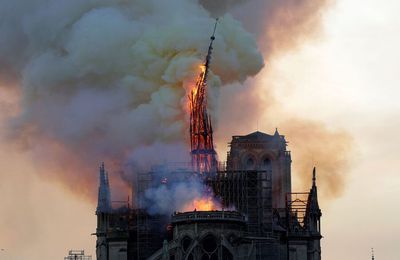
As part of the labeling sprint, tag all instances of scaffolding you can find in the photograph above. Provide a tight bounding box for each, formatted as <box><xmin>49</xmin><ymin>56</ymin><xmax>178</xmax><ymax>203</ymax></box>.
<box><xmin>134</xmin><ymin>168</ymin><xmax>193</xmax><ymax>260</ymax></box>
<box><xmin>64</xmin><ymin>250</ymin><xmax>92</xmax><ymax>260</ymax></box>
<box><xmin>210</xmin><ymin>170</ymin><xmax>272</xmax><ymax>236</ymax></box>
<box><xmin>285</xmin><ymin>192</ymin><xmax>309</xmax><ymax>233</ymax></box>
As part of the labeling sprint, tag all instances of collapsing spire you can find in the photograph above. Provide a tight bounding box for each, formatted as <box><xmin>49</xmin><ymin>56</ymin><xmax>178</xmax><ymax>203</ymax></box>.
<box><xmin>97</xmin><ymin>162</ymin><xmax>111</xmax><ymax>213</ymax></box>
<box><xmin>189</xmin><ymin>19</ymin><xmax>218</xmax><ymax>175</ymax></box>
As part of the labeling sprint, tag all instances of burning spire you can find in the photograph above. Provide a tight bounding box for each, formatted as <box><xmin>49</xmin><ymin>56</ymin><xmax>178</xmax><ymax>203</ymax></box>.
<box><xmin>189</xmin><ymin>19</ymin><xmax>219</xmax><ymax>175</ymax></box>
<box><xmin>96</xmin><ymin>162</ymin><xmax>111</xmax><ymax>213</ymax></box>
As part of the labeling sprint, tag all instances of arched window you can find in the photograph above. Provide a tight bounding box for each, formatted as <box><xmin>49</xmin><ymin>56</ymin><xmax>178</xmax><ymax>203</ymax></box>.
<box><xmin>181</xmin><ymin>236</ymin><xmax>192</xmax><ymax>252</ymax></box>
<box><xmin>244</xmin><ymin>155</ymin><xmax>256</xmax><ymax>170</ymax></box>
<box><xmin>262</xmin><ymin>157</ymin><xmax>272</xmax><ymax>171</ymax></box>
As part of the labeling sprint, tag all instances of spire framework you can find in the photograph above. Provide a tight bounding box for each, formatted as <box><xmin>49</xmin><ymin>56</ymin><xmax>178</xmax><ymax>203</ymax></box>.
<box><xmin>189</xmin><ymin>19</ymin><xmax>218</xmax><ymax>175</ymax></box>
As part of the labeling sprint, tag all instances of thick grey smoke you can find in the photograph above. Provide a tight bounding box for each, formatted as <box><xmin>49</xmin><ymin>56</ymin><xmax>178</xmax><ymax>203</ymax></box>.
<box><xmin>0</xmin><ymin>0</ymin><xmax>347</xmax><ymax>204</ymax></box>
<box><xmin>143</xmin><ymin>179</ymin><xmax>220</xmax><ymax>215</ymax></box>
<box><xmin>0</xmin><ymin>0</ymin><xmax>264</xmax><ymax>199</ymax></box>
<box><xmin>202</xmin><ymin>0</ymin><xmax>332</xmax><ymax>56</ymax></box>
<box><xmin>127</xmin><ymin>143</ymin><xmax>223</xmax><ymax>214</ymax></box>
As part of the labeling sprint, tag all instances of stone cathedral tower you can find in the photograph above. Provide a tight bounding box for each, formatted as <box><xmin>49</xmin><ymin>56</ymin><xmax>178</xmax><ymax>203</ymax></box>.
<box><xmin>226</xmin><ymin>129</ymin><xmax>292</xmax><ymax>208</ymax></box>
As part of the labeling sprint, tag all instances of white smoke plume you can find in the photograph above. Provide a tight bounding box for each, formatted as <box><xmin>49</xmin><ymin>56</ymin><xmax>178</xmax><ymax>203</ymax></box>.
<box><xmin>143</xmin><ymin>179</ymin><xmax>217</xmax><ymax>215</ymax></box>
<box><xmin>0</xmin><ymin>0</ymin><xmax>264</xmax><ymax>199</ymax></box>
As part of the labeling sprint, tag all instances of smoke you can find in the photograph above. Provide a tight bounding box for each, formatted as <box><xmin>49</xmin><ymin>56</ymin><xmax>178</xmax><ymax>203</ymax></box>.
<box><xmin>0</xmin><ymin>0</ymin><xmax>351</xmax><ymax>204</ymax></box>
<box><xmin>143</xmin><ymin>179</ymin><xmax>222</xmax><ymax>215</ymax></box>
<box><xmin>0</xmin><ymin>0</ymin><xmax>264</xmax><ymax>200</ymax></box>
<box><xmin>208</xmin><ymin>0</ymin><xmax>353</xmax><ymax>199</ymax></box>
<box><xmin>202</xmin><ymin>0</ymin><xmax>333</xmax><ymax>56</ymax></box>
<box><xmin>280</xmin><ymin>119</ymin><xmax>353</xmax><ymax>198</ymax></box>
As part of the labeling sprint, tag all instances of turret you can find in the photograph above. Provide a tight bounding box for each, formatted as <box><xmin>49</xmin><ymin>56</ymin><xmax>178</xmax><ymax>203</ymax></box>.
<box><xmin>305</xmin><ymin>167</ymin><xmax>322</xmax><ymax>260</ymax></box>
<box><xmin>306</xmin><ymin>167</ymin><xmax>322</xmax><ymax>232</ymax></box>
<box><xmin>96</xmin><ymin>162</ymin><xmax>111</xmax><ymax>213</ymax></box>
<box><xmin>274</xmin><ymin>127</ymin><xmax>280</xmax><ymax>137</ymax></box>
<box><xmin>96</xmin><ymin>163</ymin><xmax>111</xmax><ymax>260</ymax></box>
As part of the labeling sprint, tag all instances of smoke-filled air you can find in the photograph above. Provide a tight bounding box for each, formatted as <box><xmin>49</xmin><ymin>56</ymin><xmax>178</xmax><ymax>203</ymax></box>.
<box><xmin>0</xmin><ymin>0</ymin><xmax>263</xmax><ymax>200</ymax></box>
<box><xmin>0</xmin><ymin>0</ymin><xmax>351</xmax><ymax>204</ymax></box>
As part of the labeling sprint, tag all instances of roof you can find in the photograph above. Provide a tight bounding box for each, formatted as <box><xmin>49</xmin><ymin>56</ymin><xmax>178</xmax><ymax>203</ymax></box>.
<box><xmin>243</xmin><ymin>131</ymin><xmax>275</xmax><ymax>140</ymax></box>
<box><xmin>232</xmin><ymin>130</ymin><xmax>282</xmax><ymax>142</ymax></box>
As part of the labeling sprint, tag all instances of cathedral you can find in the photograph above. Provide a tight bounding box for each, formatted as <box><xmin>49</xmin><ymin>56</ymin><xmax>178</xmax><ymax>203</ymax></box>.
<box><xmin>94</xmin><ymin>21</ymin><xmax>322</xmax><ymax>260</ymax></box>
<box><xmin>94</xmin><ymin>130</ymin><xmax>322</xmax><ymax>260</ymax></box>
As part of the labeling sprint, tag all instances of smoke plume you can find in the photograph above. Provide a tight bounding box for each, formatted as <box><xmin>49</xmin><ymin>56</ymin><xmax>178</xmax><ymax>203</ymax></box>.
<box><xmin>0</xmin><ymin>0</ymin><xmax>351</xmax><ymax>203</ymax></box>
<box><xmin>202</xmin><ymin>0</ymin><xmax>333</xmax><ymax>56</ymax></box>
<box><xmin>280</xmin><ymin>119</ymin><xmax>353</xmax><ymax>198</ymax></box>
<box><xmin>0</xmin><ymin>0</ymin><xmax>264</xmax><ymax>200</ymax></box>
<box><xmin>209</xmin><ymin>0</ymin><xmax>353</xmax><ymax>199</ymax></box>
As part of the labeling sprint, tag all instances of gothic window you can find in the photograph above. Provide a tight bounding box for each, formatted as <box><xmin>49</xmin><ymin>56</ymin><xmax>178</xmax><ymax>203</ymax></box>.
<box><xmin>182</xmin><ymin>236</ymin><xmax>192</xmax><ymax>252</ymax></box>
<box><xmin>262</xmin><ymin>157</ymin><xmax>272</xmax><ymax>171</ymax></box>
<box><xmin>244</xmin><ymin>156</ymin><xmax>256</xmax><ymax>170</ymax></box>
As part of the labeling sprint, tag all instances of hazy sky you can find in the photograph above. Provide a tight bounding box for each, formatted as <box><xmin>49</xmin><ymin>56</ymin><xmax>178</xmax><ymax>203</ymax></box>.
<box><xmin>0</xmin><ymin>0</ymin><xmax>399</xmax><ymax>259</ymax></box>
<box><xmin>267</xmin><ymin>0</ymin><xmax>400</xmax><ymax>259</ymax></box>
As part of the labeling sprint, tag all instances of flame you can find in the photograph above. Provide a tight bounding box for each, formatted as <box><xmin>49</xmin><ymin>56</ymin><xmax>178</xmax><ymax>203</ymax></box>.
<box><xmin>190</xmin><ymin>65</ymin><xmax>206</xmax><ymax>99</ymax></box>
<box><xmin>182</xmin><ymin>196</ymin><xmax>221</xmax><ymax>212</ymax></box>
<box><xmin>199</xmin><ymin>64</ymin><xmax>206</xmax><ymax>74</ymax></box>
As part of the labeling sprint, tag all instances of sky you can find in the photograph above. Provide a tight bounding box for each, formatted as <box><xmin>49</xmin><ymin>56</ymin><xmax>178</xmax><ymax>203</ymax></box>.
<box><xmin>0</xmin><ymin>0</ymin><xmax>399</xmax><ymax>259</ymax></box>
<box><xmin>265</xmin><ymin>0</ymin><xmax>400</xmax><ymax>259</ymax></box>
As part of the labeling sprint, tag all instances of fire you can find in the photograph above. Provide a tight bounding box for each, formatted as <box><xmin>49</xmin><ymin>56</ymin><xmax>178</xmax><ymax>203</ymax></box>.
<box><xmin>189</xmin><ymin>65</ymin><xmax>206</xmax><ymax>98</ymax></box>
<box><xmin>182</xmin><ymin>196</ymin><xmax>221</xmax><ymax>212</ymax></box>
<box><xmin>199</xmin><ymin>64</ymin><xmax>206</xmax><ymax>79</ymax></box>
<box><xmin>188</xmin><ymin>60</ymin><xmax>217</xmax><ymax>175</ymax></box>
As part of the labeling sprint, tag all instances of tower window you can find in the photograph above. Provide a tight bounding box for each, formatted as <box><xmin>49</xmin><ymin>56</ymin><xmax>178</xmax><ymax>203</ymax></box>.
<box><xmin>246</xmin><ymin>157</ymin><xmax>255</xmax><ymax>170</ymax></box>
<box><xmin>182</xmin><ymin>236</ymin><xmax>192</xmax><ymax>252</ymax></box>
<box><xmin>262</xmin><ymin>158</ymin><xmax>272</xmax><ymax>170</ymax></box>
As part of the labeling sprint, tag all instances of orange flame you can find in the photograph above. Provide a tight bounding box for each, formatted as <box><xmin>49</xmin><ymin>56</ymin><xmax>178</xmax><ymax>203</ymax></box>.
<box><xmin>182</xmin><ymin>196</ymin><xmax>221</xmax><ymax>212</ymax></box>
<box><xmin>190</xmin><ymin>65</ymin><xmax>206</xmax><ymax>98</ymax></box>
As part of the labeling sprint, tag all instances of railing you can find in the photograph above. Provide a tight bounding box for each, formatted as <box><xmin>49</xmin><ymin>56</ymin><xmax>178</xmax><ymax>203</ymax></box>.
<box><xmin>171</xmin><ymin>210</ymin><xmax>246</xmax><ymax>223</ymax></box>
<box><xmin>64</xmin><ymin>250</ymin><xmax>92</xmax><ymax>260</ymax></box>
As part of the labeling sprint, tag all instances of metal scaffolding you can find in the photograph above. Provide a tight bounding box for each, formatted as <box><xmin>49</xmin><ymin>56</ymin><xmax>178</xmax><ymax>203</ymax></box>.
<box><xmin>285</xmin><ymin>192</ymin><xmax>309</xmax><ymax>233</ymax></box>
<box><xmin>210</xmin><ymin>169</ymin><xmax>272</xmax><ymax>236</ymax></box>
<box><xmin>64</xmin><ymin>250</ymin><xmax>92</xmax><ymax>260</ymax></box>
